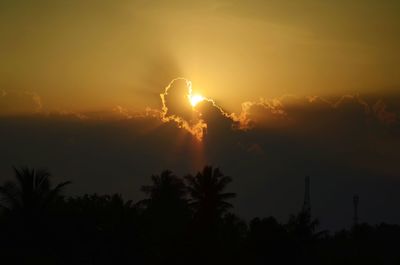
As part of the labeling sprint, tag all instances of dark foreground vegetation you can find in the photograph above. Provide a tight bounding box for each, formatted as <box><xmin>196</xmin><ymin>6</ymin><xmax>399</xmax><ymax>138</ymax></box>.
<box><xmin>0</xmin><ymin>166</ymin><xmax>399</xmax><ymax>265</ymax></box>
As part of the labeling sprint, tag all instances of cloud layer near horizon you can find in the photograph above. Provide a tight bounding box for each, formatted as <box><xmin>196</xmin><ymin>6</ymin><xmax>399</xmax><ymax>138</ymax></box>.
<box><xmin>1</xmin><ymin>82</ymin><xmax>399</xmax><ymax>230</ymax></box>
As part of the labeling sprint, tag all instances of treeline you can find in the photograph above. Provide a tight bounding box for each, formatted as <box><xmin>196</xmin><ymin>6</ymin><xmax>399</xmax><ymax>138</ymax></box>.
<box><xmin>0</xmin><ymin>166</ymin><xmax>399</xmax><ymax>265</ymax></box>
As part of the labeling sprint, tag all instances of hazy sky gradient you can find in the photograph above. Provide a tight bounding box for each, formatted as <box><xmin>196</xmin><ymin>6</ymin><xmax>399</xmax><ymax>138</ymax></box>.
<box><xmin>1</xmin><ymin>0</ymin><xmax>400</xmax><ymax>113</ymax></box>
<box><xmin>1</xmin><ymin>1</ymin><xmax>400</xmax><ymax>230</ymax></box>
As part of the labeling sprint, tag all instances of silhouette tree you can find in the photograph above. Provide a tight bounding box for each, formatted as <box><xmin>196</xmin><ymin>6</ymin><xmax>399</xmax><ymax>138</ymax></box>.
<box><xmin>286</xmin><ymin>209</ymin><xmax>327</xmax><ymax>264</ymax></box>
<box><xmin>139</xmin><ymin>170</ymin><xmax>190</xmax><ymax>264</ymax></box>
<box><xmin>185</xmin><ymin>166</ymin><xmax>236</xmax><ymax>264</ymax></box>
<box><xmin>140</xmin><ymin>170</ymin><xmax>187</xmax><ymax>209</ymax></box>
<box><xmin>185</xmin><ymin>166</ymin><xmax>236</xmax><ymax>222</ymax></box>
<box><xmin>248</xmin><ymin>217</ymin><xmax>291</xmax><ymax>264</ymax></box>
<box><xmin>286</xmin><ymin>210</ymin><xmax>322</xmax><ymax>241</ymax></box>
<box><xmin>61</xmin><ymin>193</ymin><xmax>140</xmax><ymax>265</ymax></box>
<box><xmin>0</xmin><ymin>165</ymin><xmax>399</xmax><ymax>264</ymax></box>
<box><xmin>0</xmin><ymin>166</ymin><xmax>71</xmax><ymax>264</ymax></box>
<box><xmin>0</xmin><ymin>166</ymin><xmax>70</xmax><ymax>216</ymax></box>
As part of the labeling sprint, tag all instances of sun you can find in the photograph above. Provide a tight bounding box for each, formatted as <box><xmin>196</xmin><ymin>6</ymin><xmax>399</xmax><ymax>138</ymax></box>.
<box><xmin>189</xmin><ymin>94</ymin><xmax>205</xmax><ymax>107</ymax></box>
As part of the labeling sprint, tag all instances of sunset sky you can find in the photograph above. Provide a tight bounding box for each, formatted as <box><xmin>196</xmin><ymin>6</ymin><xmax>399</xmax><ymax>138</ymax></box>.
<box><xmin>1</xmin><ymin>0</ymin><xmax>400</xmax><ymax>229</ymax></box>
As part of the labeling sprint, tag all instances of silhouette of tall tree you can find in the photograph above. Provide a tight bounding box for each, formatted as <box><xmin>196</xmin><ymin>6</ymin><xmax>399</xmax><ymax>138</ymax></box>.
<box><xmin>185</xmin><ymin>166</ymin><xmax>236</xmax><ymax>265</ymax></box>
<box><xmin>139</xmin><ymin>170</ymin><xmax>190</xmax><ymax>264</ymax></box>
<box><xmin>140</xmin><ymin>170</ymin><xmax>187</xmax><ymax>209</ymax></box>
<box><xmin>0</xmin><ymin>167</ymin><xmax>71</xmax><ymax>264</ymax></box>
<box><xmin>0</xmin><ymin>166</ymin><xmax>70</xmax><ymax>216</ymax></box>
<box><xmin>185</xmin><ymin>166</ymin><xmax>236</xmax><ymax>222</ymax></box>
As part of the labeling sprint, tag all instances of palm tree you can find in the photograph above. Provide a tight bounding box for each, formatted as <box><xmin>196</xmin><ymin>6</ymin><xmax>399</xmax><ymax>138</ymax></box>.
<box><xmin>185</xmin><ymin>166</ymin><xmax>236</xmax><ymax>224</ymax></box>
<box><xmin>184</xmin><ymin>166</ymin><xmax>236</xmax><ymax>264</ymax></box>
<box><xmin>0</xmin><ymin>166</ymin><xmax>71</xmax><ymax>215</ymax></box>
<box><xmin>139</xmin><ymin>170</ymin><xmax>190</xmax><ymax>264</ymax></box>
<box><xmin>140</xmin><ymin>170</ymin><xmax>187</xmax><ymax>208</ymax></box>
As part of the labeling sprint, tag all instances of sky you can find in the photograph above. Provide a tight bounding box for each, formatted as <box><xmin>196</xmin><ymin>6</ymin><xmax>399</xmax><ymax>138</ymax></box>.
<box><xmin>1</xmin><ymin>0</ymin><xmax>400</xmax><ymax>230</ymax></box>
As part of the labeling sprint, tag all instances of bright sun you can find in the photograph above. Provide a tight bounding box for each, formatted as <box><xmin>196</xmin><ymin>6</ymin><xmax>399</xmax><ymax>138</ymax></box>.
<box><xmin>189</xmin><ymin>94</ymin><xmax>205</xmax><ymax>107</ymax></box>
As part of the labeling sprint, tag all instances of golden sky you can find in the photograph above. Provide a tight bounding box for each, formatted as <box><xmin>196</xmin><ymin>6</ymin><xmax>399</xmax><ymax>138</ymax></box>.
<box><xmin>1</xmin><ymin>1</ymin><xmax>400</xmax><ymax>229</ymax></box>
<box><xmin>1</xmin><ymin>0</ymin><xmax>400</xmax><ymax>114</ymax></box>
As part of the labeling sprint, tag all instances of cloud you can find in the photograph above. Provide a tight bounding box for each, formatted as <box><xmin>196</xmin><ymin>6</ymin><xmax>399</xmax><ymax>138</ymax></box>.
<box><xmin>0</xmin><ymin>86</ymin><xmax>399</xmax><ymax>230</ymax></box>
<box><xmin>152</xmin><ymin>78</ymin><xmax>400</xmax><ymax>153</ymax></box>
<box><xmin>373</xmin><ymin>100</ymin><xmax>398</xmax><ymax>125</ymax></box>
<box><xmin>158</xmin><ymin>77</ymin><xmax>236</xmax><ymax>141</ymax></box>
<box><xmin>158</xmin><ymin>77</ymin><xmax>247</xmax><ymax>140</ymax></box>
<box><xmin>231</xmin><ymin>97</ymin><xmax>288</xmax><ymax>130</ymax></box>
<box><xmin>158</xmin><ymin>78</ymin><xmax>206</xmax><ymax>140</ymax></box>
<box><xmin>160</xmin><ymin>78</ymin><xmax>194</xmax><ymax>121</ymax></box>
<box><xmin>230</xmin><ymin>93</ymin><xmax>398</xmax><ymax>130</ymax></box>
<box><xmin>113</xmin><ymin>105</ymin><xmax>133</xmax><ymax>120</ymax></box>
<box><xmin>49</xmin><ymin>110</ymin><xmax>89</xmax><ymax>120</ymax></box>
<box><xmin>0</xmin><ymin>90</ymin><xmax>43</xmax><ymax>115</ymax></box>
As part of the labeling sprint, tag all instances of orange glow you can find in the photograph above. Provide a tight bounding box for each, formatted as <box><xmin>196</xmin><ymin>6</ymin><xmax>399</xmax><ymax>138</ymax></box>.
<box><xmin>159</xmin><ymin>78</ymin><xmax>234</xmax><ymax>141</ymax></box>
<box><xmin>189</xmin><ymin>94</ymin><xmax>205</xmax><ymax>107</ymax></box>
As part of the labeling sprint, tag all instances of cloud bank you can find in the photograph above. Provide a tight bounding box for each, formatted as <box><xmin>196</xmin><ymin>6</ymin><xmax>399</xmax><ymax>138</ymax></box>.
<box><xmin>0</xmin><ymin>79</ymin><xmax>399</xmax><ymax>229</ymax></box>
<box><xmin>0</xmin><ymin>90</ymin><xmax>42</xmax><ymax>115</ymax></box>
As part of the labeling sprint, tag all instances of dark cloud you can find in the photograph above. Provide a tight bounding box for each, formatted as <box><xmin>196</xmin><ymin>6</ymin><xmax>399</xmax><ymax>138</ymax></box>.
<box><xmin>159</xmin><ymin>78</ymin><xmax>209</xmax><ymax>140</ymax></box>
<box><xmin>373</xmin><ymin>99</ymin><xmax>398</xmax><ymax>125</ymax></box>
<box><xmin>162</xmin><ymin>78</ymin><xmax>193</xmax><ymax>121</ymax></box>
<box><xmin>1</xmin><ymin>88</ymin><xmax>400</xmax><ymax>230</ymax></box>
<box><xmin>234</xmin><ymin>94</ymin><xmax>398</xmax><ymax>131</ymax></box>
